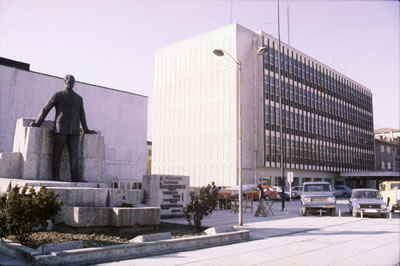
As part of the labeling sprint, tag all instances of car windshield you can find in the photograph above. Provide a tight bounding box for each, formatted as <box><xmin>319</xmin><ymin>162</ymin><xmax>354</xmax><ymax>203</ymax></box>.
<box><xmin>352</xmin><ymin>191</ymin><xmax>380</xmax><ymax>199</ymax></box>
<box><xmin>391</xmin><ymin>183</ymin><xmax>400</xmax><ymax>190</ymax></box>
<box><xmin>304</xmin><ymin>184</ymin><xmax>331</xmax><ymax>192</ymax></box>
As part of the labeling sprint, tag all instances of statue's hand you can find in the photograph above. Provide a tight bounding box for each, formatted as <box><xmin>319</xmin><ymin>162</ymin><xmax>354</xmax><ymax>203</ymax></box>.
<box><xmin>84</xmin><ymin>129</ymin><xmax>97</xmax><ymax>134</ymax></box>
<box><xmin>29</xmin><ymin>122</ymin><xmax>39</xmax><ymax>127</ymax></box>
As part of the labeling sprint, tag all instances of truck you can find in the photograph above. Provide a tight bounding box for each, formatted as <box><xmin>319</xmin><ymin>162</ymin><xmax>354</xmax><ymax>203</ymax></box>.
<box><xmin>379</xmin><ymin>181</ymin><xmax>400</xmax><ymax>212</ymax></box>
<box><xmin>301</xmin><ymin>181</ymin><xmax>336</xmax><ymax>216</ymax></box>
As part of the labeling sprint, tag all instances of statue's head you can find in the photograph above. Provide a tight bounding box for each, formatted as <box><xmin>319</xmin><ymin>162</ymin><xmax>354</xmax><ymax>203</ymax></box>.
<box><xmin>64</xmin><ymin>74</ymin><xmax>75</xmax><ymax>89</ymax></box>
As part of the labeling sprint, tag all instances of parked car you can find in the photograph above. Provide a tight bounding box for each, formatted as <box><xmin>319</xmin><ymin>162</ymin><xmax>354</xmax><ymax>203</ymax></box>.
<box><xmin>379</xmin><ymin>181</ymin><xmax>400</xmax><ymax>212</ymax></box>
<box><xmin>348</xmin><ymin>189</ymin><xmax>388</xmax><ymax>218</ymax></box>
<box><xmin>217</xmin><ymin>184</ymin><xmax>280</xmax><ymax>201</ymax></box>
<box><xmin>273</xmin><ymin>186</ymin><xmax>295</xmax><ymax>200</ymax></box>
<box><xmin>218</xmin><ymin>184</ymin><xmax>256</xmax><ymax>199</ymax></box>
<box><xmin>334</xmin><ymin>185</ymin><xmax>352</xmax><ymax>198</ymax></box>
<box><xmin>291</xmin><ymin>186</ymin><xmax>303</xmax><ymax>199</ymax></box>
<box><xmin>301</xmin><ymin>182</ymin><xmax>336</xmax><ymax>216</ymax></box>
<box><xmin>246</xmin><ymin>185</ymin><xmax>280</xmax><ymax>201</ymax></box>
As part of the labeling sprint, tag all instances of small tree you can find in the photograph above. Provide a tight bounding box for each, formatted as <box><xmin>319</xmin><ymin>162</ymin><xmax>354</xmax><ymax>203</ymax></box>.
<box><xmin>0</xmin><ymin>185</ymin><xmax>62</xmax><ymax>244</ymax></box>
<box><xmin>184</xmin><ymin>186</ymin><xmax>214</xmax><ymax>229</ymax></box>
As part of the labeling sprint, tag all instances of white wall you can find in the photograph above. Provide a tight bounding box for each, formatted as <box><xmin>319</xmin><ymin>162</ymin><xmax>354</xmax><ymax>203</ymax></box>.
<box><xmin>152</xmin><ymin>24</ymin><xmax>240</xmax><ymax>188</ymax></box>
<box><xmin>0</xmin><ymin>66</ymin><xmax>147</xmax><ymax>181</ymax></box>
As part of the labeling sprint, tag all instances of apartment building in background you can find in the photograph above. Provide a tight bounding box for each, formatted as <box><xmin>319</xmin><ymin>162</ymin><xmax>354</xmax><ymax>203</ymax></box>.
<box><xmin>375</xmin><ymin>129</ymin><xmax>400</xmax><ymax>172</ymax></box>
<box><xmin>152</xmin><ymin>24</ymin><xmax>374</xmax><ymax>188</ymax></box>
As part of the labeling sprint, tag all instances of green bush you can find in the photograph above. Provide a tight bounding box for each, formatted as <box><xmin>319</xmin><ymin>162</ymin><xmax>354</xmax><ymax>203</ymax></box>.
<box><xmin>0</xmin><ymin>185</ymin><xmax>63</xmax><ymax>244</ymax></box>
<box><xmin>184</xmin><ymin>185</ymin><xmax>214</xmax><ymax>229</ymax></box>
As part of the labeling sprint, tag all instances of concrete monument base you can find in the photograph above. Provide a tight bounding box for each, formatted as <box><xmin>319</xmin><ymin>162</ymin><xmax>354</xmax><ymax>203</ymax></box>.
<box><xmin>9</xmin><ymin>118</ymin><xmax>106</xmax><ymax>182</ymax></box>
<box><xmin>0</xmin><ymin>118</ymin><xmax>160</xmax><ymax>229</ymax></box>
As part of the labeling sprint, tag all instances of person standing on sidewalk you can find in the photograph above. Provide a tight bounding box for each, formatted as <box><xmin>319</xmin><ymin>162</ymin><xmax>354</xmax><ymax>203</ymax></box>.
<box><xmin>210</xmin><ymin>181</ymin><xmax>219</xmax><ymax>210</ymax></box>
<box><xmin>255</xmin><ymin>184</ymin><xmax>268</xmax><ymax>217</ymax></box>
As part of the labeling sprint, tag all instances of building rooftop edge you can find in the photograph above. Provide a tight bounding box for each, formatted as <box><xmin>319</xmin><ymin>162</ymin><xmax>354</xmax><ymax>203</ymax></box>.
<box><xmin>0</xmin><ymin>59</ymin><xmax>148</xmax><ymax>98</ymax></box>
<box><xmin>257</xmin><ymin>30</ymin><xmax>372</xmax><ymax>94</ymax></box>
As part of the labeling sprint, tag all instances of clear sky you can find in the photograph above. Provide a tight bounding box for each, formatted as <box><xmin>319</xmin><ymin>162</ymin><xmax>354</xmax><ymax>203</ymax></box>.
<box><xmin>1</xmin><ymin>0</ymin><xmax>399</xmax><ymax>138</ymax></box>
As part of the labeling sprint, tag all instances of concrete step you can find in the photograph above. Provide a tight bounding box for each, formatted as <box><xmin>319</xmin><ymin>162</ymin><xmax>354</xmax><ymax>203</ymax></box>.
<box><xmin>44</xmin><ymin>187</ymin><xmax>111</xmax><ymax>207</ymax></box>
<box><xmin>10</xmin><ymin>179</ymin><xmax>108</xmax><ymax>189</ymax></box>
<box><xmin>56</xmin><ymin>206</ymin><xmax>160</xmax><ymax>227</ymax></box>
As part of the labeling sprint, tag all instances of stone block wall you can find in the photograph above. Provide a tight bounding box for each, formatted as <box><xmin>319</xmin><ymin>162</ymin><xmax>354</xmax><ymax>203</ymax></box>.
<box><xmin>5</xmin><ymin>118</ymin><xmax>106</xmax><ymax>182</ymax></box>
<box><xmin>142</xmin><ymin>175</ymin><xmax>190</xmax><ymax>218</ymax></box>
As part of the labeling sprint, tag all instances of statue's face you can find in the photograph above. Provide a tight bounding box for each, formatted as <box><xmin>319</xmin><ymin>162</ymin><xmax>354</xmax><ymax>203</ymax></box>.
<box><xmin>64</xmin><ymin>75</ymin><xmax>75</xmax><ymax>89</ymax></box>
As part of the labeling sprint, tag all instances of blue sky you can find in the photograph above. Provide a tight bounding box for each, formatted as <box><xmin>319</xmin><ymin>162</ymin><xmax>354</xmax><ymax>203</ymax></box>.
<box><xmin>0</xmin><ymin>0</ymin><xmax>399</xmax><ymax>137</ymax></box>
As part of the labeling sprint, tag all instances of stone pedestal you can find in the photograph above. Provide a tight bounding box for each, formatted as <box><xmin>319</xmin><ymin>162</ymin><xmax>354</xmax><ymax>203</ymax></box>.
<box><xmin>10</xmin><ymin>118</ymin><xmax>106</xmax><ymax>182</ymax></box>
<box><xmin>142</xmin><ymin>175</ymin><xmax>190</xmax><ymax>218</ymax></box>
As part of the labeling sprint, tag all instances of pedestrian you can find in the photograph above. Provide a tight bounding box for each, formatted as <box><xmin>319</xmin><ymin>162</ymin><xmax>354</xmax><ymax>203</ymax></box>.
<box><xmin>255</xmin><ymin>184</ymin><xmax>268</xmax><ymax>217</ymax></box>
<box><xmin>210</xmin><ymin>181</ymin><xmax>219</xmax><ymax>210</ymax></box>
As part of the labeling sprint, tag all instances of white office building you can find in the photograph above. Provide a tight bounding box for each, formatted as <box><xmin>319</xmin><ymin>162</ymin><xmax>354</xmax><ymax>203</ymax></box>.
<box><xmin>152</xmin><ymin>24</ymin><xmax>374</xmax><ymax>188</ymax></box>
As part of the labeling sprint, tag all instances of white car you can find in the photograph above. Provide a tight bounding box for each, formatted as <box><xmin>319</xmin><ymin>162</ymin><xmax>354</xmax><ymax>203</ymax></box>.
<box><xmin>348</xmin><ymin>189</ymin><xmax>388</xmax><ymax>218</ymax></box>
<box><xmin>291</xmin><ymin>186</ymin><xmax>303</xmax><ymax>199</ymax></box>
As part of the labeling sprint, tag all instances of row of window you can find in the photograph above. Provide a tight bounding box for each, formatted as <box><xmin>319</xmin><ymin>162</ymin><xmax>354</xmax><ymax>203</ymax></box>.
<box><xmin>265</xmin><ymin>104</ymin><xmax>373</xmax><ymax>147</ymax></box>
<box><xmin>264</xmin><ymin>76</ymin><xmax>373</xmax><ymax>130</ymax></box>
<box><xmin>264</xmin><ymin>43</ymin><xmax>372</xmax><ymax>112</ymax></box>
<box><xmin>265</xmin><ymin>135</ymin><xmax>374</xmax><ymax>171</ymax></box>
<box><xmin>262</xmin><ymin>38</ymin><xmax>374</xmax><ymax>172</ymax></box>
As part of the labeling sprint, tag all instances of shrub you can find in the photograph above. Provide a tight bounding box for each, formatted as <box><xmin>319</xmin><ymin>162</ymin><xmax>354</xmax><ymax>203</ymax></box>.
<box><xmin>0</xmin><ymin>185</ymin><xmax>63</xmax><ymax>244</ymax></box>
<box><xmin>184</xmin><ymin>185</ymin><xmax>214</xmax><ymax>229</ymax></box>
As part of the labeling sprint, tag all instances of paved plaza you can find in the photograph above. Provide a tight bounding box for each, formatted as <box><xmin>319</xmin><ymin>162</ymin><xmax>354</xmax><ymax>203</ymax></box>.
<box><xmin>1</xmin><ymin>199</ymin><xmax>399</xmax><ymax>265</ymax></box>
<box><xmin>100</xmin><ymin>199</ymin><xmax>400</xmax><ymax>266</ymax></box>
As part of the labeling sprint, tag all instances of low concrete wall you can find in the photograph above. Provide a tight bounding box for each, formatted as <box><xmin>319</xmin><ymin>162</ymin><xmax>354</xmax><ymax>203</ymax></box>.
<box><xmin>33</xmin><ymin>230</ymin><xmax>249</xmax><ymax>265</ymax></box>
<box><xmin>0</xmin><ymin>152</ymin><xmax>22</xmax><ymax>178</ymax></box>
<box><xmin>56</xmin><ymin>206</ymin><xmax>161</xmax><ymax>227</ymax></box>
<box><xmin>0</xmin><ymin>239</ymin><xmax>39</xmax><ymax>263</ymax></box>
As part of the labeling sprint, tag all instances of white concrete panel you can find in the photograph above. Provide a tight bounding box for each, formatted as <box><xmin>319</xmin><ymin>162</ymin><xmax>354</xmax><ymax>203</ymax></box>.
<box><xmin>152</xmin><ymin>24</ymin><xmax>239</xmax><ymax>187</ymax></box>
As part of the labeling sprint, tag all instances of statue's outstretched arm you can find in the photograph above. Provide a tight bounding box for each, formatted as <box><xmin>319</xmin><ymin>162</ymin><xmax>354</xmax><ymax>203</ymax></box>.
<box><xmin>30</xmin><ymin>93</ymin><xmax>56</xmax><ymax>127</ymax></box>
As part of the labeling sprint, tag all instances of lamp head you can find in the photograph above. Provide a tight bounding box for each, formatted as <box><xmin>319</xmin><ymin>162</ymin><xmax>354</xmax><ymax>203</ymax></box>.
<box><xmin>213</xmin><ymin>49</ymin><xmax>225</xmax><ymax>57</ymax></box>
<box><xmin>256</xmin><ymin>46</ymin><xmax>268</xmax><ymax>55</ymax></box>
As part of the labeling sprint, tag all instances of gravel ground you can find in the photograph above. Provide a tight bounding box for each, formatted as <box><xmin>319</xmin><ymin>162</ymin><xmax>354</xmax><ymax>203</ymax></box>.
<box><xmin>8</xmin><ymin>223</ymin><xmax>207</xmax><ymax>249</ymax></box>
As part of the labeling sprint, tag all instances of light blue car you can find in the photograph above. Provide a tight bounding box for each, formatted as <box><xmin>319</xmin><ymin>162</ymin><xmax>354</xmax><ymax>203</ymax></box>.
<box><xmin>301</xmin><ymin>182</ymin><xmax>336</xmax><ymax>216</ymax></box>
<box><xmin>348</xmin><ymin>189</ymin><xmax>388</xmax><ymax>218</ymax></box>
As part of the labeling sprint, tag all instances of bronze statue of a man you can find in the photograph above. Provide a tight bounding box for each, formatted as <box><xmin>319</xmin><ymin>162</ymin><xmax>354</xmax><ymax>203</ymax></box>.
<box><xmin>30</xmin><ymin>74</ymin><xmax>96</xmax><ymax>182</ymax></box>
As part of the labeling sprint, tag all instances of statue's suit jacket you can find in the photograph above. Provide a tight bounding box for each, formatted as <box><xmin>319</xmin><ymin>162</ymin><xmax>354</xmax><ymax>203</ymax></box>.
<box><xmin>35</xmin><ymin>89</ymin><xmax>89</xmax><ymax>135</ymax></box>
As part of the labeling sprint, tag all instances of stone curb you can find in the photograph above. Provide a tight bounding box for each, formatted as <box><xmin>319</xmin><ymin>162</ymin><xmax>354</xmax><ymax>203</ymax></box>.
<box><xmin>1</xmin><ymin>230</ymin><xmax>249</xmax><ymax>265</ymax></box>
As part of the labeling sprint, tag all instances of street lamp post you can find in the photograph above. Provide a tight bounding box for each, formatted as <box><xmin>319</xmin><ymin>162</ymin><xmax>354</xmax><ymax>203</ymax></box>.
<box><xmin>213</xmin><ymin>46</ymin><xmax>268</xmax><ymax>226</ymax></box>
<box><xmin>276</xmin><ymin>0</ymin><xmax>286</xmax><ymax>212</ymax></box>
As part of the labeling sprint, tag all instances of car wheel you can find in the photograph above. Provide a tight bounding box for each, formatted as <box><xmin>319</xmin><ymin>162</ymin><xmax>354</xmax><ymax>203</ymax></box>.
<box><xmin>349</xmin><ymin>208</ymin><xmax>352</xmax><ymax>215</ymax></box>
<box><xmin>330</xmin><ymin>208</ymin><xmax>336</xmax><ymax>216</ymax></box>
<box><xmin>381</xmin><ymin>213</ymin><xmax>388</xmax><ymax>219</ymax></box>
<box><xmin>301</xmin><ymin>207</ymin><xmax>307</xmax><ymax>216</ymax></box>
<box><xmin>344</xmin><ymin>193</ymin><xmax>349</xmax><ymax>197</ymax></box>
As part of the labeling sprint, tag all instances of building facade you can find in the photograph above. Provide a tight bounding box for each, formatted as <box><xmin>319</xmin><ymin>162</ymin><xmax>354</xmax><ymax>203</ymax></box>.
<box><xmin>375</xmin><ymin>128</ymin><xmax>400</xmax><ymax>144</ymax></box>
<box><xmin>375</xmin><ymin>139</ymin><xmax>400</xmax><ymax>172</ymax></box>
<box><xmin>152</xmin><ymin>24</ymin><xmax>374</xmax><ymax>188</ymax></box>
<box><xmin>0</xmin><ymin>58</ymin><xmax>148</xmax><ymax>182</ymax></box>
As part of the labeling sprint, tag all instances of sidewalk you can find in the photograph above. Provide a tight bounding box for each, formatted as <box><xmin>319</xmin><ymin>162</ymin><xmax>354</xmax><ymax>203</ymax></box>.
<box><xmin>99</xmin><ymin>200</ymin><xmax>400</xmax><ymax>265</ymax></box>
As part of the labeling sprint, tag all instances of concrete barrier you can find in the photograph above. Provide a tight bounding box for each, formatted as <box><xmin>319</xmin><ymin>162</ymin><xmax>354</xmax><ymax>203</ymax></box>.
<box><xmin>34</xmin><ymin>230</ymin><xmax>249</xmax><ymax>265</ymax></box>
<box><xmin>1</xmin><ymin>230</ymin><xmax>249</xmax><ymax>265</ymax></box>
